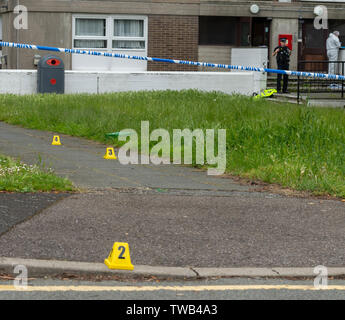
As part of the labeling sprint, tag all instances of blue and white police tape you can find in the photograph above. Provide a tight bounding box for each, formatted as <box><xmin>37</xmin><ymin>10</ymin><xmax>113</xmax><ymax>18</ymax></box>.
<box><xmin>1</xmin><ymin>41</ymin><xmax>345</xmax><ymax>81</ymax></box>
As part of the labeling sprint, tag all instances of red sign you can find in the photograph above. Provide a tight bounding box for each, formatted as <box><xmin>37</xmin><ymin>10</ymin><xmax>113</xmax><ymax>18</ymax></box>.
<box><xmin>278</xmin><ymin>34</ymin><xmax>293</xmax><ymax>51</ymax></box>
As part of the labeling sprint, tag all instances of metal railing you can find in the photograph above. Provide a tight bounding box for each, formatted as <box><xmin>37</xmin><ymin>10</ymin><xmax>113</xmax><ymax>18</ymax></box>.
<box><xmin>297</xmin><ymin>60</ymin><xmax>344</xmax><ymax>103</ymax></box>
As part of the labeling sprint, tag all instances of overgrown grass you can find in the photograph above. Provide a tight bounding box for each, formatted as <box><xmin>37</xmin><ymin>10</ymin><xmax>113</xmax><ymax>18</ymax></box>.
<box><xmin>0</xmin><ymin>155</ymin><xmax>74</xmax><ymax>192</ymax></box>
<box><xmin>0</xmin><ymin>91</ymin><xmax>344</xmax><ymax>197</ymax></box>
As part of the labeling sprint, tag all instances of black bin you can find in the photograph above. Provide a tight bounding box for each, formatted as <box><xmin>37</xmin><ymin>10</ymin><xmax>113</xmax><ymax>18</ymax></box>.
<box><xmin>37</xmin><ymin>55</ymin><xmax>65</xmax><ymax>94</ymax></box>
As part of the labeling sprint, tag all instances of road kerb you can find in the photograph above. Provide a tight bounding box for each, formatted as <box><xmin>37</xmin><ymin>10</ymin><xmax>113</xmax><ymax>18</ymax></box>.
<box><xmin>0</xmin><ymin>257</ymin><xmax>196</xmax><ymax>279</ymax></box>
<box><xmin>1</xmin><ymin>257</ymin><xmax>345</xmax><ymax>280</ymax></box>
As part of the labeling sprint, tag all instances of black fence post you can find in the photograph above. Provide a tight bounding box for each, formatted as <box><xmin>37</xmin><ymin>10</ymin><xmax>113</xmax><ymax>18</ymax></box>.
<box><xmin>341</xmin><ymin>61</ymin><xmax>345</xmax><ymax>99</ymax></box>
<box><xmin>297</xmin><ymin>75</ymin><xmax>300</xmax><ymax>104</ymax></box>
<box><xmin>297</xmin><ymin>61</ymin><xmax>300</xmax><ymax>104</ymax></box>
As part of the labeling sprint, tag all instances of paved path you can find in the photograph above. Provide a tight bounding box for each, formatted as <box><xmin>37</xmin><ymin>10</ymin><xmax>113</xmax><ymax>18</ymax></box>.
<box><xmin>0</xmin><ymin>121</ymin><xmax>344</xmax><ymax>268</ymax></box>
<box><xmin>0</xmin><ymin>122</ymin><xmax>252</xmax><ymax>192</ymax></box>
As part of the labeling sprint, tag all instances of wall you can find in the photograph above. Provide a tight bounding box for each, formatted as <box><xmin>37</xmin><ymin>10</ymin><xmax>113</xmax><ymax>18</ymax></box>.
<box><xmin>147</xmin><ymin>15</ymin><xmax>199</xmax><ymax>71</ymax></box>
<box><xmin>1</xmin><ymin>11</ymin><xmax>72</xmax><ymax>69</ymax></box>
<box><xmin>270</xmin><ymin>18</ymin><xmax>299</xmax><ymax>70</ymax></box>
<box><xmin>1</xmin><ymin>11</ymin><xmax>199</xmax><ymax>72</ymax></box>
<box><xmin>231</xmin><ymin>48</ymin><xmax>268</xmax><ymax>92</ymax></box>
<box><xmin>339</xmin><ymin>48</ymin><xmax>345</xmax><ymax>62</ymax></box>
<box><xmin>198</xmin><ymin>45</ymin><xmax>232</xmax><ymax>72</ymax></box>
<box><xmin>0</xmin><ymin>70</ymin><xmax>260</xmax><ymax>95</ymax></box>
<box><xmin>3</xmin><ymin>0</ymin><xmax>345</xmax><ymax>20</ymax></box>
<box><xmin>3</xmin><ymin>0</ymin><xmax>344</xmax><ymax>72</ymax></box>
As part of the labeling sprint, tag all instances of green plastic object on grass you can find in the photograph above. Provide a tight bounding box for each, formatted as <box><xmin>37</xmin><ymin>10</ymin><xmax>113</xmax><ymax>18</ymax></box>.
<box><xmin>105</xmin><ymin>132</ymin><xmax>133</xmax><ymax>138</ymax></box>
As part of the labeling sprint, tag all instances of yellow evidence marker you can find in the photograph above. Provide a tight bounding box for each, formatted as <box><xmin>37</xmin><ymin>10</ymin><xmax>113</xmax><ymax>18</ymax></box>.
<box><xmin>104</xmin><ymin>242</ymin><xmax>134</xmax><ymax>271</ymax></box>
<box><xmin>51</xmin><ymin>135</ymin><xmax>62</xmax><ymax>146</ymax></box>
<box><xmin>103</xmin><ymin>147</ymin><xmax>117</xmax><ymax>160</ymax></box>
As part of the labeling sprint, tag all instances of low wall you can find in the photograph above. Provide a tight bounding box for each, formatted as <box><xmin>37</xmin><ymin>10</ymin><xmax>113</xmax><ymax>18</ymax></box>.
<box><xmin>339</xmin><ymin>48</ymin><xmax>345</xmax><ymax>62</ymax></box>
<box><xmin>0</xmin><ymin>70</ymin><xmax>260</xmax><ymax>95</ymax></box>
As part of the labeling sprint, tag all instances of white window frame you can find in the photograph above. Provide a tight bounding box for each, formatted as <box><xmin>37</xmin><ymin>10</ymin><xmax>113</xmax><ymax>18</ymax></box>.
<box><xmin>72</xmin><ymin>14</ymin><xmax>148</xmax><ymax>52</ymax></box>
<box><xmin>112</xmin><ymin>15</ymin><xmax>147</xmax><ymax>50</ymax></box>
<box><xmin>72</xmin><ymin>15</ymin><xmax>109</xmax><ymax>50</ymax></box>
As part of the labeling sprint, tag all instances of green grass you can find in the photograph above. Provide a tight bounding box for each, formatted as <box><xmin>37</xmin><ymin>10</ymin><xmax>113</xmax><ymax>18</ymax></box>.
<box><xmin>0</xmin><ymin>155</ymin><xmax>74</xmax><ymax>192</ymax></box>
<box><xmin>0</xmin><ymin>91</ymin><xmax>344</xmax><ymax>197</ymax></box>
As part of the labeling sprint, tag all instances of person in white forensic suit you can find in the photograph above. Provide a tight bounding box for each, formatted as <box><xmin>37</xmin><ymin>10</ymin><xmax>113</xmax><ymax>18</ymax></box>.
<box><xmin>326</xmin><ymin>31</ymin><xmax>341</xmax><ymax>75</ymax></box>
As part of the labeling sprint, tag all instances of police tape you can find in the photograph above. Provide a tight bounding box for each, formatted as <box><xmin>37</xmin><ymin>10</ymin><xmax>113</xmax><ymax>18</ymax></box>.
<box><xmin>1</xmin><ymin>41</ymin><xmax>345</xmax><ymax>81</ymax></box>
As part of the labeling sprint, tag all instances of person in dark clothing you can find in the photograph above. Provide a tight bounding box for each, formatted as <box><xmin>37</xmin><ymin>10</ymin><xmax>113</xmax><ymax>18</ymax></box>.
<box><xmin>273</xmin><ymin>38</ymin><xmax>291</xmax><ymax>93</ymax></box>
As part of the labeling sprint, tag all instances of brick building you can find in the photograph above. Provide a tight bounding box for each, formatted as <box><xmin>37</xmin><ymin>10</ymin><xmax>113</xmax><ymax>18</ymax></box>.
<box><xmin>0</xmin><ymin>0</ymin><xmax>345</xmax><ymax>71</ymax></box>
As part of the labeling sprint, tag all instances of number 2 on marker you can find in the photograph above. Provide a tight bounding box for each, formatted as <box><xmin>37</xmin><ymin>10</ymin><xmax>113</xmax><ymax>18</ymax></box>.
<box><xmin>118</xmin><ymin>246</ymin><xmax>126</xmax><ymax>259</ymax></box>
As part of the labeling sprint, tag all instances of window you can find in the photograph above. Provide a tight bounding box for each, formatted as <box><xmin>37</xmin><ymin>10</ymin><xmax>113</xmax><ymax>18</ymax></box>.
<box><xmin>74</xmin><ymin>18</ymin><xmax>107</xmax><ymax>49</ymax></box>
<box><xmin>113</xmin><ymin>19</ymin><xmax>145</xmax><ymax>49</ymax></box>
<box><xmin>73</xmin><ymin>15</ymin><xmax>147</xmax><ymax>51</ymax></box>
<box><xmin>199</xmin><ymin>17</ymin><xmax>238</xmax><ymax>45</ymax></box>
<box><xmin>72</xmin><ymin>15</ymin><xmax>148</xmax><ymax>71</ymax></box>
<box><xmin>199</xmin><ymin>17</ymin><xmax>252</xmax><ymax>47</ymax></box>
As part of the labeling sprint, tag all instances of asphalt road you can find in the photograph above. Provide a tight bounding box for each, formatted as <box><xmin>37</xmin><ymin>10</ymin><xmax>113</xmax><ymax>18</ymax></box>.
<box><xmin>0</xmin><ymin>190</ymin><xmax>344</xmax><ymax>267</ymax></box>
<box><xmin>0</xmin><ymin>193</ymin><xmax>68</xmax><ymax>236</ymax></box>
<box><xmin>1</xmin><ymin>278</ymin><xmax>345</xmax><ymax>300</ymax></box>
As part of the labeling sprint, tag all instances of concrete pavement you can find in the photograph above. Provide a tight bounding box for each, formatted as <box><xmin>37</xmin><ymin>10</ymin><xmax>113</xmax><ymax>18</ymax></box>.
<box><xmin>0</xmin><ymin>121</ymin><xmax>253</xmax><ymax>192</ymax></box>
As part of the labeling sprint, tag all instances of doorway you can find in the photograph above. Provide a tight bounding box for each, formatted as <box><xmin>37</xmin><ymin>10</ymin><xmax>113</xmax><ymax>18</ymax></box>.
<box><xmin>252</xmin><ymin>18</ymin><xmax>270</xmax><ymax>47</ymax></box>
<box><xmin>299</xmin><ymin>20</ymin><xmax>328</xmax><ymax>71</ymax></box>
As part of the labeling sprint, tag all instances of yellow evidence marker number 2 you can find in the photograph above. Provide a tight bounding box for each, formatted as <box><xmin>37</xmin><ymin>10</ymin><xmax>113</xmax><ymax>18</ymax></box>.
<box><xmin>104</xmin><ymin>242</ymin><xmax>134</xmax><ymax>271</ymax></box>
